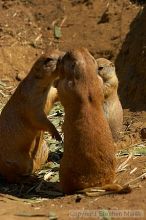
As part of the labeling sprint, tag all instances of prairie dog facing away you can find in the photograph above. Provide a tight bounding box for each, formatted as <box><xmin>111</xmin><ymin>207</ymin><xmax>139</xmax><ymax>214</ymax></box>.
<box><xmin>57</xmin><ymin>48</ymin><xmax>116</xmax><ymax>194</ymax></box>
<box><xmin>96</xmin><ymin>58</ymin><xmax>123</xmax><ymax>141</ymax></box>
<box><xmin>0</xmin><ymin>50</ymin><xmax>63</xmax><ymax>182</ymax></box>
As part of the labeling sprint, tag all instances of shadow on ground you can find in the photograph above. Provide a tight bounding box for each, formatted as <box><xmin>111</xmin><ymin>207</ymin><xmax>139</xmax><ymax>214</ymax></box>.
<box><xmin>0</xmin><ymin>175</ymin><xmax>64</xmax><ymax>199</ymax></box>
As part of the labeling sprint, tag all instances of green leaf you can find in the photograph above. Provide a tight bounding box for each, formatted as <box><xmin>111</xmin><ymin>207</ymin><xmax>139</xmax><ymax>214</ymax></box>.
<box><xmin>133</xmin><ymin>146</ymin><xmax>146</xmax><ymax>156</ymax></box>
<box><xmin>54</xmin><ymin>25</ymin><xmax>62</xmax><ymax>39</ymax></box>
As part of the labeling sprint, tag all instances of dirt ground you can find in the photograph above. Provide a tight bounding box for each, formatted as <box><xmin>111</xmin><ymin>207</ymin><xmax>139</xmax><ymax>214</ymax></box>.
<box><xmin>0</xmin><ymin>0</ymin><xmax>146</xmax><ymax>219</ymax></box>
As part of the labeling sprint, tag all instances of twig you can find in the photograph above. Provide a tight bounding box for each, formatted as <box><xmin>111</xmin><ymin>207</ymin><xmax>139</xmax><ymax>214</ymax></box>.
<box><xmin>124</xmin><ymin>172</ymin><xmax>146</xmax><ymax>186</ymax></box>
<box><xmin>116</xmin><ymin>152</ymin><xmax>133</xmax><ymax>173</ymax></box>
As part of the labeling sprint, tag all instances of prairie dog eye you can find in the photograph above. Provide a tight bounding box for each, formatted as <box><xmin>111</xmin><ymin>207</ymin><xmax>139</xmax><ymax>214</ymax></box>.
<box><xmin>44</xmin><ymin>57</ymin><xmax>54</xmax><ymax>65</ymax></box>
<box><xmin>98</xmin><ymin>66</ymin><xmax>104</xmax><ymax>71</ymax></box>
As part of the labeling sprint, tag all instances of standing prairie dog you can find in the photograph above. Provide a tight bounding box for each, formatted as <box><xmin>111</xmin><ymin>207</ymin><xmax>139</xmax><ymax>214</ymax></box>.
<box><xmin>96</xmin><ymin>58</ymin><xmax>123</xmax><ymax>141</ymax></box>
<box><xmin>57</xmin><ymin>48</ymin><xmax>116</xmax><ymax>194</ymax></box>
<box><xmin>0</xmin><ymin>49</ymin><xmax>63</xmax><ymax>182</ymax></box>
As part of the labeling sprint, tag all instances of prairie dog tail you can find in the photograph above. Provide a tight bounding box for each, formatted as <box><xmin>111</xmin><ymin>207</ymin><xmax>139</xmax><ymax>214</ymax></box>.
<box><xmin>77</xmin><ymin>184</ymin><xmax>131</xmax><ymax>196</ymax></box>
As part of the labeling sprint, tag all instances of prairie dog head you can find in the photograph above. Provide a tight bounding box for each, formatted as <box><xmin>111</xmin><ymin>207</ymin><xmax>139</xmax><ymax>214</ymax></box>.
<box><xmin>96</xmin><ymin>58</ymin><xmax>116</xmax><ymax>81</ymax></box>
<box><xmin>57</xmin><ymin>48</ymin><xmax>104</xmax><ymax>107</ymax></box>
<box><xmin>43</xmin><ymin>49</ymin><xmax>65</xmax><ymax>75</ymax></box>
<box><xmin>29</xmin><ymin>49</ymin><xmax>65</xmax><ymax>83</ymax></box>
<box><xmin>96</xmin><ymin>58</ymin><xmax>119</xmax><ymax>94</ymax></box>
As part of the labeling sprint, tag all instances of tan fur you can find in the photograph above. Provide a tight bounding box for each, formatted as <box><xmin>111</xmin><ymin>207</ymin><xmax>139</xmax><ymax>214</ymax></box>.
<box><xmin>78</xmin><ymin>183</ymin><xmax>131</xmax><ymax>196</ymax></box>
<box><xmin>0</xmin><ymin>49</ymin><xmax>63</xmax><ymax>182</ymax></box>
<box><xmin>57</xmin><ymin>48</ymin><xmax>116</xmax><ymax>194</ymax></box>
<box><xmin>96</xmin><ymin>58</ymin><xmax>123</xmax><ymax>141</ymax></box>
<box><xmin>45</xmin><ymin>86</ymin><xmax>59</xmax><ymax>113</ymax></box>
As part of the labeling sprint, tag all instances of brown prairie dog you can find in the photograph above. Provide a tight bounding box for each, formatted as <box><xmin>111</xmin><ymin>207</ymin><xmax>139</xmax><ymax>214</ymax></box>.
<box><xmin>0</xmin><ymin>50</ymin><xmax>63</xmax><ymax>182</ymax></box>
<box><xmin>57</xmin><ymin>48</ymin><xmax>116</xmax><ymax>194</ymax></box>
<box><xmin>96</xmin><ymin>58</ymin><xmax>123</xmax><ymax>141</ymax></box>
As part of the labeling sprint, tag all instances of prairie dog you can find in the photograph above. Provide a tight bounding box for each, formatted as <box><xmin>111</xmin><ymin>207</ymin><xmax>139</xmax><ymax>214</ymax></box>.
<box><xmin>0</xmin><ymin>50</ymin><xmax>63</xmax><ymax>182</ymax></box>
<box><xmin>57</xmin><ymin>48</ymin><xmax>116</xmax><ymax>194</ymax></box>
<box><xmin>96</xmin><ymin>58</ymin><xmax>123</xmax><ymax>141</ymax></box>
